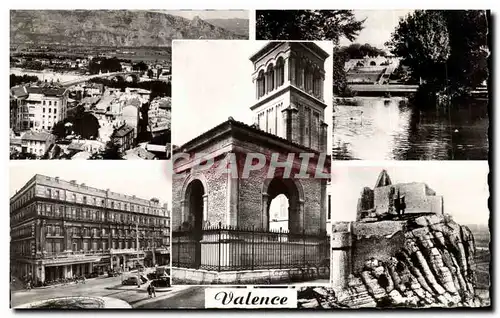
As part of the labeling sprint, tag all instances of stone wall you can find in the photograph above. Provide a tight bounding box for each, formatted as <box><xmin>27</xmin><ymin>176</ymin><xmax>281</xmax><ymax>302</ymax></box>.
<box><xmin>374</xmin><ymin>182</ymin><xmax>443</xmax><ymax>215</ymax></box>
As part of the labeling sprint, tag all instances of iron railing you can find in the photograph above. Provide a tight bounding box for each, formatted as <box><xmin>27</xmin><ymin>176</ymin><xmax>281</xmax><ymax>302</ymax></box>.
<box><xmin>172</xmin><ymin>222</ymin><xmax>329</xmax><ymax>272</ymax></box>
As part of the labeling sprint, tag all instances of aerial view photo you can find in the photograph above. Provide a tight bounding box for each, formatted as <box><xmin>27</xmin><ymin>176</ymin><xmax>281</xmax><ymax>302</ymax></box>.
<box><xmin>9</xmin><ymin>10</ymin><xmax>248</xmax><ymax>160</ymax></box>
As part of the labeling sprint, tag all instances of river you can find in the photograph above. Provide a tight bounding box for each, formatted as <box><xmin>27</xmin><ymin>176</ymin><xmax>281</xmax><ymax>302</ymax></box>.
<box><xmin>332</xmin><ymin>97</ymin><xmax>489</xmax><ymax>160</ymax></box>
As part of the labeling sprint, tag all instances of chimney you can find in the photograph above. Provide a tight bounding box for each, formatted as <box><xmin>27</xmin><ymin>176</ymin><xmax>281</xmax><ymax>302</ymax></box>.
<box><xmin>70</xmin><ymin>180</ymin><xmax>76</xmax><ymax>185</ymax></box>
<box><xmin>55</xmin><ymin>177</ymin><xmax>60</xmax><ymax>182</ymax></box>
<box><xmin>81</xmin><ymin>183</ymin><xmax>85</xmax><ymax>187</ymax></box>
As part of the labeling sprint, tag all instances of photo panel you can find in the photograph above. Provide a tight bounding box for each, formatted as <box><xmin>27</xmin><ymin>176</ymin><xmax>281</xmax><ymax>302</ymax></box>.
<box><xmin>256</xmin><ymin>9</ymin><xmax>490</xmax><ymax>160</ymax></box>
<box><xmin>9</xmin><ymin>9</ymin><xmax>249</xmax><ymax>161</ymax></box>
<box><xmin>315</xmin><ymin>161</ymin><xmax>490</xmax><ymax>308</ymax></box>
<box><xmin>171</xmin><ymin>40</ymin><xmax>333</xmax><ymax>286</ymax></box>
<box><xmin>9</xmin><ymin>160</ymin><xmax>172</xmax><ymax>308</ymax></box>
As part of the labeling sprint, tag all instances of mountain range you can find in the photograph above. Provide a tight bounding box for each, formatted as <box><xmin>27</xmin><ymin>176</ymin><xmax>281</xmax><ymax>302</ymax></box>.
<box><xmin>10</xmin><ymin>10</ymin><xmax>248</xmax><ymax>47</ymax></box>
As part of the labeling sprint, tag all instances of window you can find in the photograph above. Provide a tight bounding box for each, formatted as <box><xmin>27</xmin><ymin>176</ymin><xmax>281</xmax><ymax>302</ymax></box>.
<box><xmin>49</xmin><ymin>101</ymin><xmax>52</xmax><ymax>106</ymax></box>
<box><xmin>46</xmin><ymin>188</ymin><xmax>51</xmax><ymax>198</ymax></box>
<box><xmin>49</xmin><ymin>108</ymin><xmax>52</xmax><ymax>113</ymax></box>
<box><xmin>54</xmin><ymin>109</ymin><xmax>57</xmax><ymax>114</ymax></box>
<box><xmin>43</xmin><ymin>108</ymin><xmax>46</xmax><ymax>113</ymax></box>
<box><xmin>55</xmin><ymin>190</ymin><xmax>59</xmax><ymax>199</ymax></box>
<box><xmin>72</xmin><ymin>193</ymin><xmax>76</xmax><ymax>202</ymax></box>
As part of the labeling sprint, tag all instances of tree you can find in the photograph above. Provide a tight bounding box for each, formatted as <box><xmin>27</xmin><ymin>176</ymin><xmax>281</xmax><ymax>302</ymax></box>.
<box><xmin>332</xmin><ymin>48</ymin><xmax>352</xmax><ymax>97</ymax></box>
<box><xmin>147</xmin><ymin>69</ymin><xmax>154</xmax><ymax>79</ymax></box>
<box><xmin>386</xmin><ymin>10</ymin><xmax>489</xmax><ymax>101</ymax></box>
<box><xmin>133</xmin><ymin>61</ymin><xmax>148</xmax><ymax>72</ymax></box>
<box><xmin>340</xmin><ymin>43</ymin><xmax>387</xmax><ymax>59</ymax></box>
<box><xmin>256</xmin><ymin>10</ymin><xmax>364</xmax><ymax>44</ymax></box>
<box><xmin>10</xmin><ymin>74</ymin><xmax>39</xmax><ymax>87</ymax></box>
<box><xmin>52</xmin><ymin>120</ymin><xmax>69</xmax><ymax>139</ymax></box>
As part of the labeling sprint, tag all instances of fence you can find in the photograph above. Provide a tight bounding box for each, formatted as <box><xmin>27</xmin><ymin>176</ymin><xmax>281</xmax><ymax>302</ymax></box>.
<box><xmin>172</xmin><ymin>223</ymin><xmax>330</xmax><ymax>272</ymax></box>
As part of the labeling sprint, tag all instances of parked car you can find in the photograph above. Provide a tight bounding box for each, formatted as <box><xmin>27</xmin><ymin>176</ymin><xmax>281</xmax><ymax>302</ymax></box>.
<box><xmin>122</xmin><ymin>276</ymin><xmax>147</xmax><ymax>286</ymax></box>
<box><xmin>85</xmin><ymin>271</ymin><xmax>99</xmax><ymax>278</ymax></box>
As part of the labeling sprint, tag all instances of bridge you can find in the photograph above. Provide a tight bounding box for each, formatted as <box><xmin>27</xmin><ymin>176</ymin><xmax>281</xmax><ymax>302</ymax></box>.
<box><xmin>349</xmin><ymin>84</ymin><xmax>418</xmax><ymax>97</ymax></box>
<box><xmin>349</xmin><ymin>84</ymin><xmax>488</xmax><ymax>98</ymax></box>
<box><xmin>60</xmin><ymin>71</ymin><xmax>142</xmax><ymax>87</ymax></box>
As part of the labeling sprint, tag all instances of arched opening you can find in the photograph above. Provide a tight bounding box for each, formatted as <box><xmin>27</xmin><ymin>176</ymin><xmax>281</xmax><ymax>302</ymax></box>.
<box><xmin>185</xmin><ymin>179</ymin><xmax>205</xmax><ymax>235</ymax></box>
<box><xmin>275</xmin><ymin>57</ymin><xmax>285</xmax><ymax>87</ymax></box>
<box><xmin>266</xmin><ymin>64</ymin><xmax>275</xmax><ymax>93</ymax></box>
<box><xmin>356</xmin><ymin>61</ymin><xmax>364</xmax><ymax>67</ymax></box>
<box><xmin>111</xmin><ymin>75</ymin><xmax>125</xmax><ymax>83</ymax></box>
<box><xmin>269</xmin><ymin>194</ymin><xmax>289</xmax><ymax>232</ymax></box>
<box><xmin>264</xmin><ymin>178</ymin><xmax>303</xmax><ymax>234</ymax></box>
<box><xmin>370</xmin><ymin>61</ymin><xmax>377</xmax><ymax>66</ymax></box>
<box><xmin>183</xmin><ymin>179</ymin><xmax>206</xmax><ymax>269</ymax></box>
<box><xmin>257</xmin><ymin>70</ymin><xmax>266</xmax><ymax>98</ymax></box>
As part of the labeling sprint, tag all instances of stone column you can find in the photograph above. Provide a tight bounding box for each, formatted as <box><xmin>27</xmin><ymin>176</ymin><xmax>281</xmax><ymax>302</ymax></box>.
<box><xmin>299</xmin><ymin>200</ymin><xmax>305</xmax><ymax>233</ymax></box>
<box><xmin>63</xmin><ymin>265</ymin><xmax>68</xmax><ymax>278</ymax></box>
<box><xmin>202</xmin><ymin>194</ymin><xmax>208</xmax><ymax>226</ymax></box>
<box><xmin>226</xmin><ymin>162</ymin><xmax>239</xmax><ymax>226</ymax></box>
<box><xmin>289</xmin><ymin>57</ymin><xmax>295</xmax><ymax>85</ymax></box>
<box><xmin>39</xmin><ymin>265</ymin><xmax>45</xmax><ymax>283</ymax></box>
<box><xmin>262</xmin><ymin>193</ymin><xmax>269</xmax><ymax>230</ymax></box>
<box><xmin>180</xmin><ymin>200</ymin><xmax>187</xmax><ymax>230</ymax></box>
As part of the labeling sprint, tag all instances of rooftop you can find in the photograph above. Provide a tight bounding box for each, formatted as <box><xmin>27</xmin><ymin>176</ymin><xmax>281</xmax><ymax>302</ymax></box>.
<box><xmin>111</xmin><ymin>124</ymin><xmax>134</xmax><ymax>138</ymax></box>
<box><xmin>26</xmin><ymin>86</ymin><xmax>67</xmax><ymax>97</ymax></box>
<box><xmin>124</xmin><ymin>147</ymin><xmax>156</xmax><ymax>160</ymax></box>
<box><xmin>250</xmin><ymin>42</ymin><xmax>330</xmax><ymax>64</ymax></box>
<box><xmin>22</xmin><ymin>131</ymin><xmax>54</xmax><ymax>142</ymax></box>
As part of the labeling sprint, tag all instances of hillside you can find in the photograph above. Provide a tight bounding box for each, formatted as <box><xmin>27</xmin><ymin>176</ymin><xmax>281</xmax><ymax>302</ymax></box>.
<box><xmin>204</xmin><ymin>18</ymin><xmax>249</xmax><ymax>37</ymax></box>
<box><xmin>10</xmin><ymin>10</ymin><xmax>246</xmax><ymax>47</ymax></box>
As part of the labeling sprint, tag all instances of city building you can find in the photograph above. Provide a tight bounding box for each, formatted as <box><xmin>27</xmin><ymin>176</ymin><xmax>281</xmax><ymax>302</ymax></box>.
<box><xmin>10</xmin><ymin>175</ymin><xmax>170</xmax><ymax>284</ymax></box>
<box><xmin>10</xmin><ymin>85</ymin><xmax>69</xmax><ymax>132</ymax></box>
<box><xmin>20</xmin><ymin>131</ymin><xmax>55</xmax><ymax>157</ymax></box>
<box><xmin>110</xmin><ymin>123</ymin><xmax>135</xmax><ymax>153</ymax></box>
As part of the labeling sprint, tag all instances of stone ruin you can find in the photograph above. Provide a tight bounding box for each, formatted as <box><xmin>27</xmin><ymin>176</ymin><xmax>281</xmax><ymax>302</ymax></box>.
<box><xmin>315</xmin><ymin>170</ymin><xmax>489</xmax><ymax>309</ymax></box>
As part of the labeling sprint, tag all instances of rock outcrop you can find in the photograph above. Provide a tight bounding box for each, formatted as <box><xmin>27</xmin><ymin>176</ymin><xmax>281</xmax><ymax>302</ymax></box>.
<box><xmin>301</xmin><ymin>215</ymin><xmax>488</xmax><ymax>308</ymax></box>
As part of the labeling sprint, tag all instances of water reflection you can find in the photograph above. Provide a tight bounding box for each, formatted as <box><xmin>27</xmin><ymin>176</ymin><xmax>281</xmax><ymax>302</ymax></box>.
<box><xmin>332</xmin><ymin>97</ymin><xmax>489</xmax><ymax>160</ymax></box>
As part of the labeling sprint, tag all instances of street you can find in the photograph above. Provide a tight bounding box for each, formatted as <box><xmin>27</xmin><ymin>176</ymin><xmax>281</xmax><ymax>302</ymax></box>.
<box><xmin>137</xmin><ymin>286</ymin><xmax>206</xmax><ymax>309</ymax></box>
<box><xmin>11</xmin><ymin>274</ymin><xmax>206</xmax><ymax>309</ymax></box>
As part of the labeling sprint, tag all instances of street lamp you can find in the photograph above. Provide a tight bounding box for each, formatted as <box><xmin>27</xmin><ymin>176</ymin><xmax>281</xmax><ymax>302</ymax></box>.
<box><xmin>136</xmin><ymin>222</ymin><xmax>140</xmax><ymax>288</ymax></box>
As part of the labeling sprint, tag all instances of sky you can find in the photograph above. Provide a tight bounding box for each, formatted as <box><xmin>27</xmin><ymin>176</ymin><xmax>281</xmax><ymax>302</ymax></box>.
<box><xmin>172</xmin><ymin>40</ymin><xmax>333</xmax><ymax>153</ymax></box>
<box><xmin>329</xmin><ymin>162</ymin><xmax>490</xmax><ymax>226</ymax></box>
<box><xmin>164</xmin><ymin>10</ymin><xmax>249</xmax><ymax>20</ymax></box>
<box><xmin>339</xmin><ymin>10</ymin><xmax>414</xmax><ymax>49</ymax></box>
<box><xmin>9</xmin><ymin>161</ymin><xmax>172</xmax><ymax>206</ymax></box>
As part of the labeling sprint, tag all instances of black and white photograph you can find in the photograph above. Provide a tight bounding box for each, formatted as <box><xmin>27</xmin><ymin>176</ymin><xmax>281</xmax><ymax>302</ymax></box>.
<box><xmin>171</xmin><ymin>40</ymin><xmax>333</xmax><ymax>285</ymax></box>
<box><xmin>9</xmin><ymin>161</ymin><xmax>173</xmax><ymax>308</ymax></box>
<box><xmin>296</xmin><ymin>162</ymin><xmax>490</xmax><ymax>309</ymax></box>
<box><xmin>256</xmin><ymin>10</ymin><xmax>490</xmax><ymax>160</ymax></box>
<box><xmin>9</xmin><ymin>10</ymin><xmax>249</xmax><ymax>160</ymax></box>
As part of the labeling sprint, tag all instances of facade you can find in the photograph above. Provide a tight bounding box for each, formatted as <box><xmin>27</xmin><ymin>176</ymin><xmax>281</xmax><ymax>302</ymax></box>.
<box><xmin>10</xmin><ymin>85</ymin><xmax>69</xmax><ymax>132</ymax></box>
<box><xmin>172</xmin><ymin>42</ymin><xmax>330</xmax><ymax>284</ymax></box>
<box><xmin>251</xmin><ymin>42</ymin><xmax>329</xmax><ymax>152</ymax></box>
<box><xmin>356</xmin><ymin>170</ymin><xmax>444</xmax><ymax>220</ymax></box>
<box><xmin>10</xmin><ymin>175</ymin><xmax>170</xmax><ymax>285</ymax></box>
<box><xmin>20</xmin><ymin>131</ymin><xmax>56</xmax><ymax>157</ymax></box>
<box><xmin>110</xmin><ymin>123</ymin><xmax>135</xmax><ymax>153</ymax></box>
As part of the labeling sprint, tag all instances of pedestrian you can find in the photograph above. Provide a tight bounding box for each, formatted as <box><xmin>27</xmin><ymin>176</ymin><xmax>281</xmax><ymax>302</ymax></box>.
<box><xmin>82</xmin><ymin>276</ymin><xmax>86</xmax><ymax>284</ymax></box>
<box><xmin>400</xmin><ymin>196</ymin><xmax>406</xmax><ymax>215</ymax></box>
<box><xmin>26</xmin><ymin>281</ymin><xmax>31</xmax><ymax>291</ymax></box>
<box><xmin>147</xmin><ymin>284</ymin><xmax>152</xmax><ymax>298</ymax></box>
<box><xmin>151</xmin><ymin>284</ymin><xmax>156</xmax><ymax>298</ymax></box>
